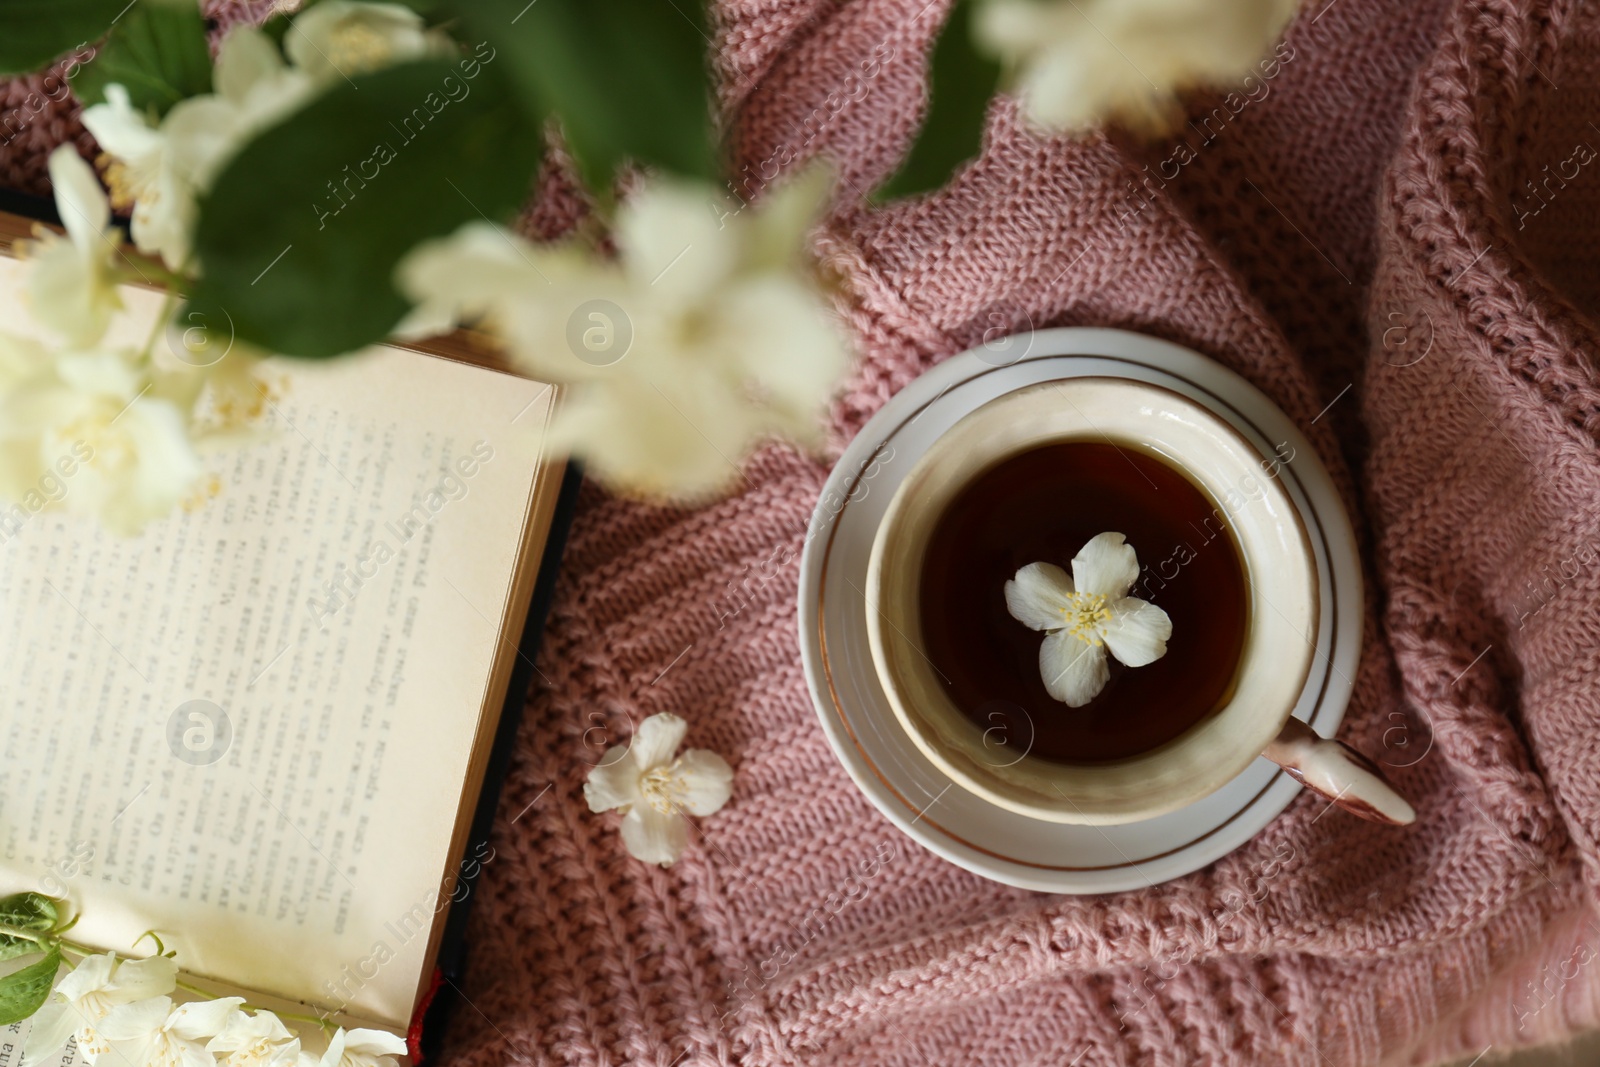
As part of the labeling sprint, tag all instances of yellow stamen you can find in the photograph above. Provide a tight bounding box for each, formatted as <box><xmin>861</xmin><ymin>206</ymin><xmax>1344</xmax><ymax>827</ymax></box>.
<box><xmin>328</xmin><ymin>25</ymin><xmax>399</xmax><ymax>74</ymax></box>
<box><xmin>100</xmin><ymin>156</ymin><xmax>141</xmax><ymax>213</ymax></box>
<box><xmin>639</xmin><ymin>760</ymin><xmax>686</xmax><ymax>815</ymax></box>
<box><xmin>1059</xmin><ymin>591</ymin><xmax>1111</xmax><ymax>646</ymax></box>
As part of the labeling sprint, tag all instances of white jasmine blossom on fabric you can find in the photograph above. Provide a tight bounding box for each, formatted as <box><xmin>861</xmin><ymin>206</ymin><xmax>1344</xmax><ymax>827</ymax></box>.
<box><xmin>23</xmin><ymin>952</ymin><xmax>179</xmax><ymax>1064</ymax></box>
<box><xmin>584</xmin><ymin>712</ymin><xmax>733</xmax><ymax>866</ymax></box>
<box><xmin>397</xmin><ymin>168</ymin><xmax>851</xmax><ymax>501</ymax></box>
<box><xmin>317</xmin><ymin>1026</ymin><xmax>408</xmax><ymax>1067</ymax></box>
<box><xmin>1005</xmin><ymin>531</ymin><xmax>1173</xmax><ymax>706</ymax></box>
<box><xmin>974</xmin><ymin>0</ymin><xmax>1299</xmax><ymax>135</ymax></box>
<box><xmin>81</xmin><ymin>27</ymin><xmax>316</xmax><ymax>272</ymax></box>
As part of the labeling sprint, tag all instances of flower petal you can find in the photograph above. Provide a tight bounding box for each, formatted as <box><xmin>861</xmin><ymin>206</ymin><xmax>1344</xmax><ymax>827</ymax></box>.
<box><xmin>629</xmin><ymin>712</ymin><xmax>687</xmax><ymax>771</ymax></box>
<box><xmin>55</xmin><ymin>350</ymin><xmax>141</xmax><ymax>399</ymax></box>
<box><xmin>56</xmin><ymin>952</ymin><xmax>117</xmax><ymax>1000</ymax></box>
<box><xmin>1004</xmin><ymin>562</ymin><xmax>1074</xmax><ymax>631</ymax></box>
<box><xmin>545</xmin><ymin>379</ymin><xmax>757</xmax><ymax>502</ymax></box>
<box><xmin>77</xmin><ymin>396</ymin><xmax>203</xmax><ymax>537</ymax></box>
<box><xmin>1071</xmin><ymin>531</ymin><xmax>1139</xmax><ymax>599</ymax></box>
<box><xmin>618</xmin><ymin>805</ymin><xmax>688</xmax><ymax>867</ymax></box>
<box><xmin>319</xmin><ymin>1029</ymin><xmax>348</xmax><ymax>1067</ymax></box>
<box><xmin>340</xmin><ymin>1027</ymin><xmax>408</xmax><ymax>1057</ymax></box>
<box><xmin>23</xmin><ymin>1001</ymin><xmax>78</xmax><ymax>1062</ymax></box>
<box><xmin>672</xmin><ymin>749</ymin><xmax>733</xmax><ymax>816</ymax></box>
<box><xmin>583</xmin><ymin>747</ymin><xmax>641</xmax><ymax>813</ymax></box>
<box><xmin>1039</xmin><ymin>630</ymin><xmax>1109</xmax><ymax>707</ymax></box>
<box><xmin>287</xmin><ymin>1</ymin><xmax>441</xmax><ymax>82</ymax></box>
<box><xmin>396</xmin><ymin>221</ymin><xmax>554</xmax><ymax>335</ymax></box>
<box><xmin>214</xmin><ymin>27</ymin><xmax>286</xmax><ymax>103</ymax></box>
<box><xmin>268</xmin><ymin>1038</ymin><xmax>306</xmax><ymax>1067</ymax></box>
<box><xmin>80</xmin><ymin>85</ymin><xmax>163</xmax><ymax>168</ymax></box>
<box><xmin>739</xmin><ymin>164</ymin><xmax>832</xmax><ymax>274</ymax></box>
<box><xmin>616</xmin><ymin>181</ymin><xmax>733</xmax><ymax>303</ymax></box>
<box><xmin>719</xmin><ymin>277</ymin><xmax>847</xmax><ymax>442</ymax></box>
<box><xmin>209</xmin><ymin>1009</ymin><xmax>292</xmax><ymax>1053</ymax></box>
<box><xmin>97</xmin><ymin>995</ymin><xmax>173</xmax><ymax>1042</ymax></box>
<box><xmin>112</xmin><ymin>954</ymin><xmax>179</xmax><ymax>1000</ymax></box>
<box><xmin>48</xmin><ymin>145</ymin><xmax>109</xmax><ymax>254</ymax></box>
<box><xmin>168</xmin><ymin>996</ymin><xmax>245</xmax><ymax>1040</ymax></box>
<box><xmin>1101</xmin><ymin>596</ymin><xmax>1172</xmax><ymax>668</ymax></box>
<box><xmin>975</xmin><ymin>0</ymin><xmax>1295</xmax><ymax>136</ymax></box>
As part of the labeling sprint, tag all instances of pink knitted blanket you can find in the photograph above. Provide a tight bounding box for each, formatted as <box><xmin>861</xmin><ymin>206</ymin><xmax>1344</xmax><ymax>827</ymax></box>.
<box><xmin>8</xmin><ymin>0</ymin><xmax>1600</xmax><ymax>1063</ymax></box>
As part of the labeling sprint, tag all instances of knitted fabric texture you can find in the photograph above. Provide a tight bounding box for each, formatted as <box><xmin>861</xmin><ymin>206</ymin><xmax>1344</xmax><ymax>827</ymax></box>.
<box><xmin>9</xmin><ymin>0</ymin><xmax>1600</xmax><ymax>1064</ymax></box>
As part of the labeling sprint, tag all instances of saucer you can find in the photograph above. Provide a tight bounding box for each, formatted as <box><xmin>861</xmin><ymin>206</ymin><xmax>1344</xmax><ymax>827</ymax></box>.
<box><xmin>797</xmin><ymin>328</ymin><xmax>1363</xmax><ymax>893</ymax></box>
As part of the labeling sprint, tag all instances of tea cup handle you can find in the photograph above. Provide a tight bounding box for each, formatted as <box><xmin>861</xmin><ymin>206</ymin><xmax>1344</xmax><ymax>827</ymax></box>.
<box><xmin>1262</xmin><ymin>718</ymin><xmax>1416</xmax><ymax>825</ymax></box>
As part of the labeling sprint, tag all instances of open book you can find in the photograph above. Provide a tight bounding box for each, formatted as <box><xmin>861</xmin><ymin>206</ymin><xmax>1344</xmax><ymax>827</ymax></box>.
<box><xmin>0</xmin><ymin>208</ymin><xmax>568</xmax><ymax>1060</ymax></box>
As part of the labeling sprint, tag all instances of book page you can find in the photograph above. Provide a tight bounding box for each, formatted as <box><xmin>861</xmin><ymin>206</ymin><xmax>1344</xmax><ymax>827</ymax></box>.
<box><xmin>0</xmin><ymin>260</ymin><xmax>554</xmax><ymax>1030</ymax></box>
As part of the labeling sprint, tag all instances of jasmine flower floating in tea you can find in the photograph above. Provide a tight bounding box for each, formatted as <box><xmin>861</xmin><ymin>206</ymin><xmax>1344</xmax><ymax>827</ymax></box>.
<box><xmin>1004</xmin><ymin>531</ymin><xmax>1173</xmax><ymax>707</ymax></box>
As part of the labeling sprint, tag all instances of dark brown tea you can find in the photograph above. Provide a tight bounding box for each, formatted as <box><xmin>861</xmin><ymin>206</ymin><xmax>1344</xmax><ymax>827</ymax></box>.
<box><xmin>917</xmin><ymin>441</ymin><xmax>1249</xmax><ymax>765</ymax></box>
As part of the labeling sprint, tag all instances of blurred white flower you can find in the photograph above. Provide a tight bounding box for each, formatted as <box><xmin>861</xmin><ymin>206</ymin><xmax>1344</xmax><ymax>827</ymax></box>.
<box><xmin>82</xmin><ymin>28</ymin><xmax>314</xmax><ymax>271</ymax></box>
<box><xmin>0</xmin><ymin>347</ymin><xmax>203</xmax><ymax>536</ymax></box>
<box><xmin>285</xmin><ymin>1</ymin><xmax>453</xmax><ymax>83</ymax></box>
<box><xmin>584</xmin><ymin>712</ymin><xmax>733</xmax><ymax>866</ymax></box>
<box><xmin>98</xmin><ymin>995</ymin><xmax>245</xmax><ymax>1067</ymax></box>
<box><xmin>398</xmin><ymin>169</ymin><xmax>850</xmax><ymax>501</ymax></box>
<box><xmin>318</xmin><ymin>1027</ymin><xmax>408</xmax><ymax>1067</ymax></box>
<box><xmin>974</xmin><ymin>0</ymin><xmax>1299</xmax><ymax>134</ymax></box>
<box><xmin>23</xmin><ymin>952</ymin><xmax>179</xmax><ymax>1064</ymax></box>
<box><xmin>208</xmin><ymin>1009</ymin><xmax>303</xmax><ymax>1067</ymax></box>
<box><xmin>19</xmin><ymin>147</ymin><xmax>124</xmax><ymax>346</ymax></box>
<box><xmin>1005</xmin><ymin>532</ymin><xmax>1172</xmax><ymax>706</ymax></box>
<box><xmin>80</xmin><ymin>85</ymin><xmax>190</xmax><ymax>271</ymax></box>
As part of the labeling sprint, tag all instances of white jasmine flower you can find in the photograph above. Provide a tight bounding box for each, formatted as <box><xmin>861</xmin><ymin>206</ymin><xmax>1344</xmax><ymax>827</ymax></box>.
<box><xmin>584</xmin><ymin>712</ymin><xmax>733</xmax><ymax>867</ymax></box>
<box><xmin>398</xmin><ymin>169</ymin><xmax>850</xmax><ymax>501</ymax></box>
<box><xmin>974</xmin><ymin>0</ymin><xmax>1298</xmax><ymax>134</ymax></box>
<box><xmin>318</xmin><ymin>1027</ymin><xmax>408</xmax><ymax>1067</ymax></box>
<box><xmin>0</xmin><ymin>330</ymin><xmax>50</xmax><ymax>390</ymax></box>
<box><xmin>84</xmin><ymin>5</ymin><xmax>436</xmax><ymax>267</ymax></box>
<box><xmin>1005</xmin><ymin>532</ymin><xmax>1173</xmax><ymax>707</ymax></box>
<box><xmin>20</xmin><ymin>147</ymin><xmax>124</xmax><ymax>346</ymax></box>
<box><xmin>23</xmin><ymin>952</ymin><xmax>179</xmax><ymax>1064</ymax></box>
<box><xmin>80</xmin><ymin>84</ymin><xmax>194</xmax><ymax>274</ymax></box>
<box><xmin>208</xmin><ymin>1009</ymin><xmax>302</xmax><ymax>1067</ymax></box>
<box><xmin>0</xmin><ymin>347</ymin><xmax>203</xmax><ymax>536</ymax></box>
<box><xmin>285</xmin><ymin>1</ymin><xmax>452</xmax><ymax>83</ymax></box>
<box><xmin>98</xmin><ymin>995</ymin><xmax>245</xmax><ymax>1067</ymax></box>
<box><xmin>82</xmin><ymin>29</ymin><xmax>314</xmax><ymax>271</ymax></box>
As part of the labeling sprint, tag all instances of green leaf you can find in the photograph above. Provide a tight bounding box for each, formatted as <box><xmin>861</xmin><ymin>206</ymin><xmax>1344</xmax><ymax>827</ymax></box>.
<box><xmin>0</xmin><ymin>947</ymin><xmax>60</xmax><ymax>1026</ymax></box>
<box><xmin>0</xmin><ymin>894</ymin><xmax>59</xmax><ymax>933</ymax></box>
<box><xmin>74</xmin><ymin>0</ymin><xmax>212</xmax><ymax>116</ymax></box>
<box><xmin>875</xmin><ymin>0</ymin><xmax>1001</xmax><ymax>201</ymax></box>
<box><xmin>0</xmin><ymin>0</ymin><xmax>127</xmax><ymax>76</ymax></box>
<box><xmin>0</xmin><ymin>893</ymin><xmax>62</xmax><ymax>962</ymax></box>
<box><xmin>0</xmin><ymin>942</ymin><xmax>35</xmax><ymax>964</ymax></box>
<box><xmin>188</xmin><ymin>57</ymin><xmax>543</xmax><ymax>358</ymax></box>
<box><xmin>443</xmin><ymin>0</ymin><xmax>715</xmax><ymax>190</ymax></box>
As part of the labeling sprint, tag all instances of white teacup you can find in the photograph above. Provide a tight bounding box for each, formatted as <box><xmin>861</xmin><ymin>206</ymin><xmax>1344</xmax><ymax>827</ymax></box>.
<box><xmin>865</xmin><ymin>378</ymin><xmax>1414</xmax><ymax>826</ymax></box>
